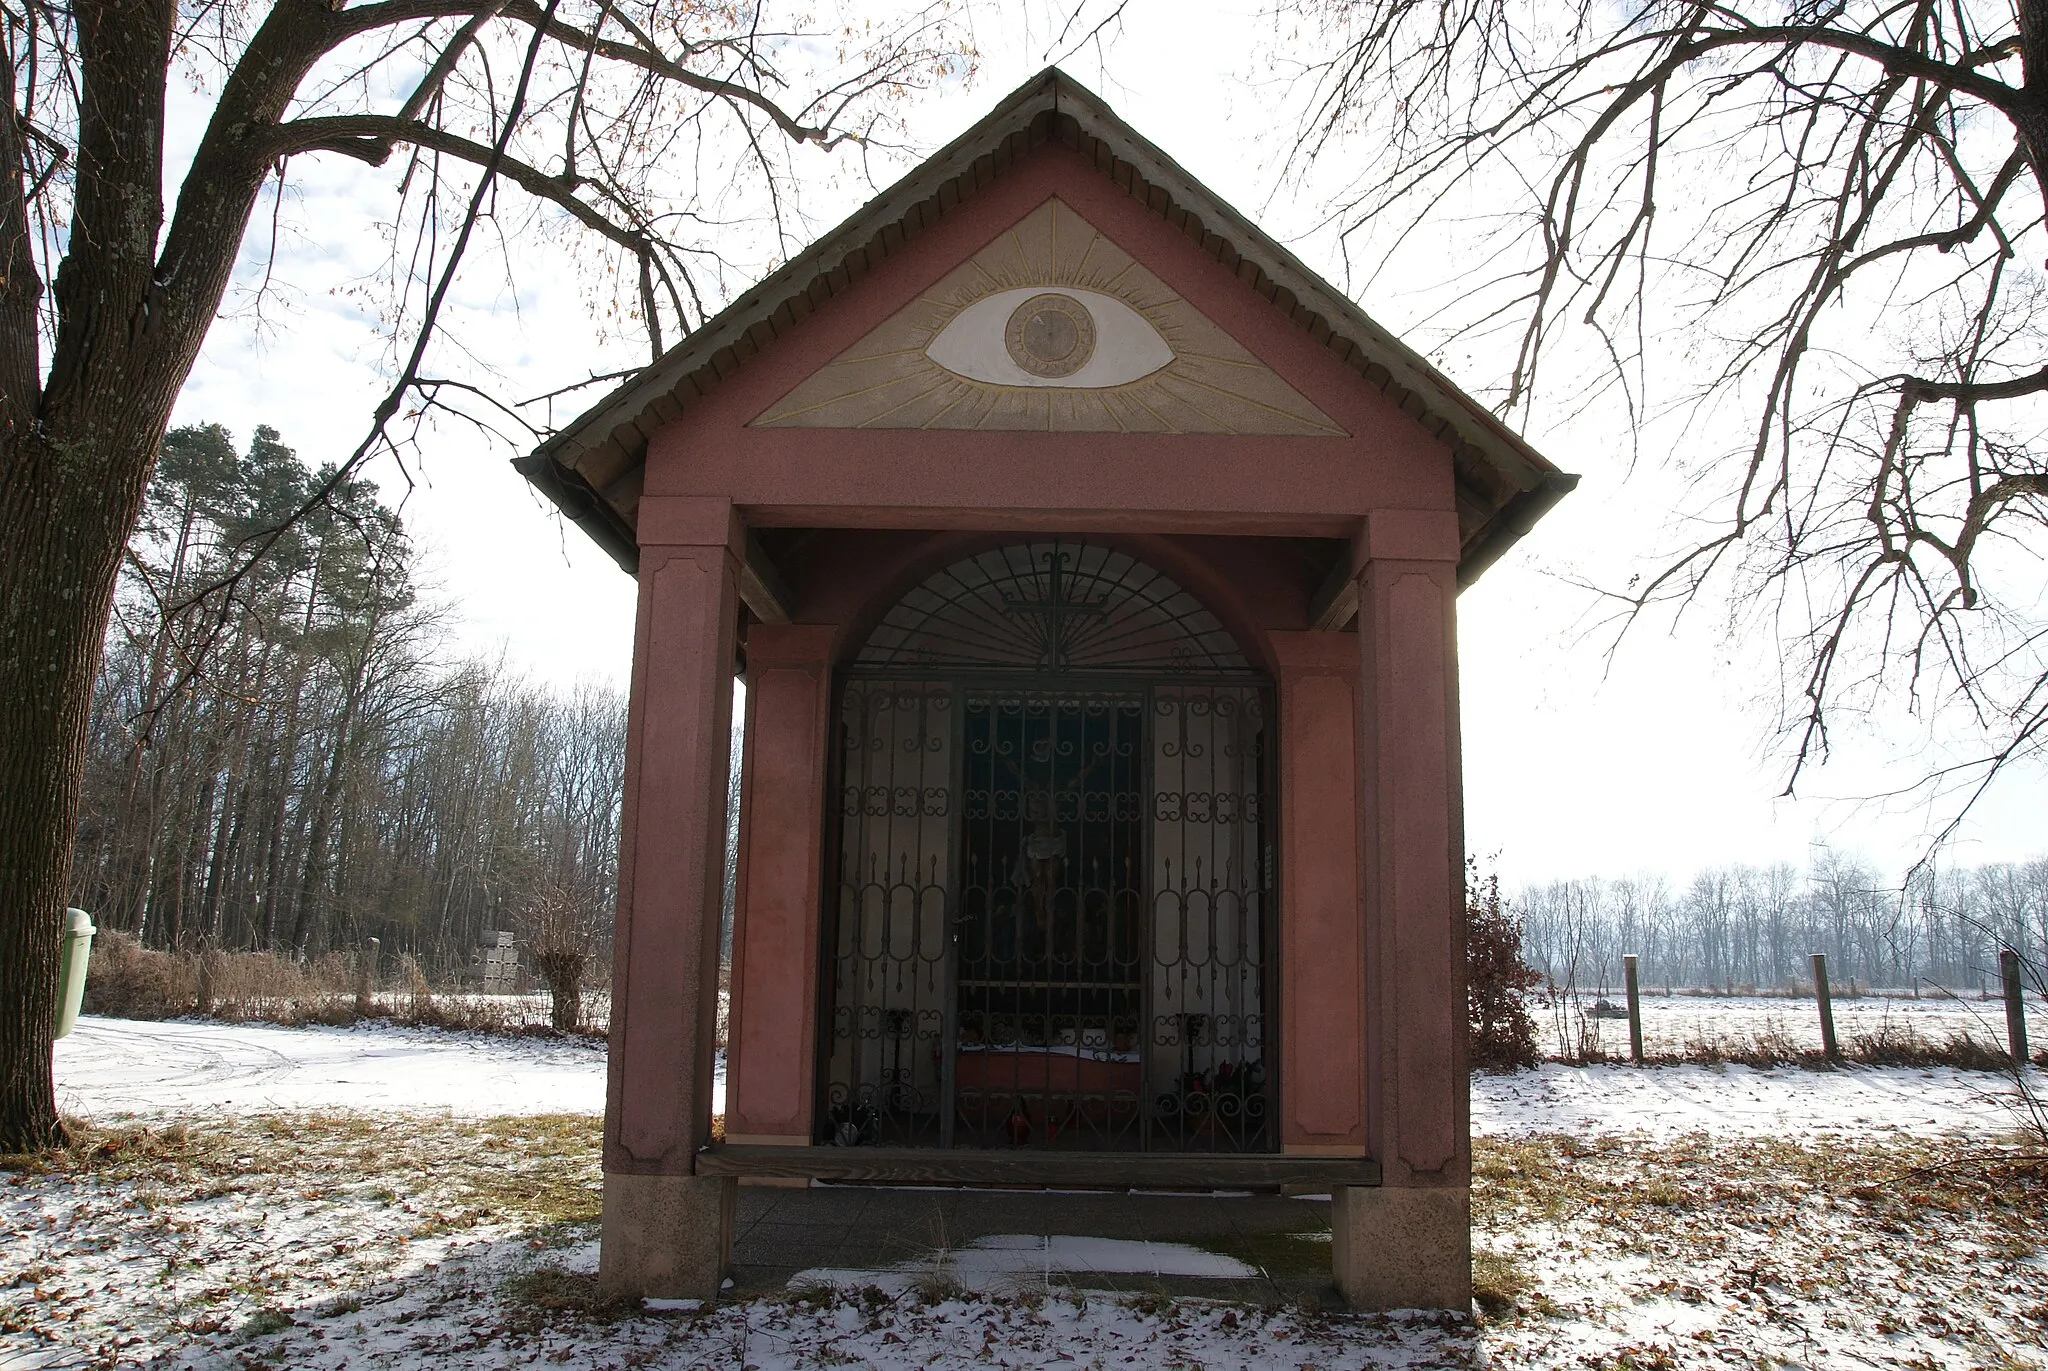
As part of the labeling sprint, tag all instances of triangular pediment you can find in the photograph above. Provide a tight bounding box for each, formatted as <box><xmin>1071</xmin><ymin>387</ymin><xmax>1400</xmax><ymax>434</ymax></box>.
<box><xmin>751</xmin><ymin>199</ymin><xmax>1346</xmax><ymax>436</ymax></box>
<box><xmin>523</xmin><ymin>69</ymin><xmax>1577</xmax><ymax>585</ymax></box>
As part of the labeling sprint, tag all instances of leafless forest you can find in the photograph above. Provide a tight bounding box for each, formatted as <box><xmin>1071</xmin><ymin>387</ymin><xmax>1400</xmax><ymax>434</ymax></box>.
<box><xmin>67</xmin><ymin>425</ymin><xmax>624</xmax><ymax>978</ymax></box>
<box><xmin>70</xmin><ymin>426</ymin><xmax>2045</xmax><ymax>993</ymax></box>
<box><xmin>1519</xmin><ymin>853</ymin><xmax>2048</xmax><ymax>995</ymax></box>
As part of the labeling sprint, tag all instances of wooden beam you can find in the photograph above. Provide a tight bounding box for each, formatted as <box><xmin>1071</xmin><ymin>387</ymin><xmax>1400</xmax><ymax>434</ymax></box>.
<box><xmin>694</xmin><ymin>1145</ymin><xmax>1381</xmax><ymax>1189</ymax></box>
<box><xmin>738</xmin><ymin>528</ymin><xmax>793</xmax><ymax>625</ymax></box>
<box><xmin>1307</xmin><ymin>547</ymin><xmax>1359</xmax><ymax>631</ymax></box>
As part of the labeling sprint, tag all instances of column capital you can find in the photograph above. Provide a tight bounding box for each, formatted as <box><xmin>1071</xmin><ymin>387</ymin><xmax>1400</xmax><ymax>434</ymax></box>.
<box><xmin>1353</xmin><ymin>509</ymin><xmax>1460</xmax><ymax>573</ymax></box>
<box><xmin>1268</xmin><ymin>629</ymin><xmax>1360</xmax><ymax>675</ymax></box>
<box><xmin>743</xmin><ymin>621</ymin><xmax>838</xmax><ymax>670</ymax></box>
<box><xmin>1313</xmin><ymin>512</ymin><xmax>1459</xmax><ymax>629</ymax></box>
<box><xmin>636</xmin><ymin>495</ymin><xmax>745</xmax><ymax>559</ymax></box>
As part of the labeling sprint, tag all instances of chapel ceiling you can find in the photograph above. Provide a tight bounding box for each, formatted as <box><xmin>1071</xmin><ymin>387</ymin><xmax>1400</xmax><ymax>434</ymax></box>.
<box><xmin>751</xmin><ymin>199</ymin><xmax>1346</xmax><ymax>437</ymax></box>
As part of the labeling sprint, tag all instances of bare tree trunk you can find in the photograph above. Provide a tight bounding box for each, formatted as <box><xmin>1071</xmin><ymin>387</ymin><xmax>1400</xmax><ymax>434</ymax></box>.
<box><xmin>0</xmin><ymin>0</ymin><xmax>185</xmax><ymax>1150</ymax></box>
<box><xmin>292</xmin><ymin>664</ymin><xmax>369</xmax><ymax>954</ymax></box>
<box><xmin>3</xmin><ymin>0</ymin><xmax>948</xmax><ymax>1150</ymax></box>
<box><xmin>0</xmin><ymin>423</ymin><xmax>159</xmax><ymax>1149</ymax></box>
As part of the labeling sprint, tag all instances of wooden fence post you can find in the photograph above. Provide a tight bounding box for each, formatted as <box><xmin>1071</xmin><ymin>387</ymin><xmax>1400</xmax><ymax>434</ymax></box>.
<box><xmin>1812</xmin><ymin>952</ymin><xmax>1839</xmax><ymax>1062</ymax></box>
<box><xmin>2003</xmin><ymin>948</ymin><xmax>2030</xmax><ymax>1067</ymax></box>
<box><xmin>1623</xmin><ymin>954</ymin><xmax>1644</xmax><ymax>1064</ymax></box>
<box><xmin>357</xmin><ymin>936</ymin><xmax>380</xmax><ymax>1017</ymax></box>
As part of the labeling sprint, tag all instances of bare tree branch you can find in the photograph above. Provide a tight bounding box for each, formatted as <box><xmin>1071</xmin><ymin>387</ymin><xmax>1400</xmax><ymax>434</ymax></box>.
<box><xmin>1279</xmin><ymin>0</ymin><xmax>2048</xmax><ymax>843</ymax></box>
<box><xmin>0</xmin><ymin>0</ymin><xmax>966</xmax><ymax>1144</ymax></box>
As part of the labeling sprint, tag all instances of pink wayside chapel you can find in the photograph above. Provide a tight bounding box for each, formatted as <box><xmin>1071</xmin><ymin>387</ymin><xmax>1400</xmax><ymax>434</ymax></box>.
<box><xmin>519</xmin><ymin>69</ymin><xmax>1574</xmax><ymax>1310</ymax></box>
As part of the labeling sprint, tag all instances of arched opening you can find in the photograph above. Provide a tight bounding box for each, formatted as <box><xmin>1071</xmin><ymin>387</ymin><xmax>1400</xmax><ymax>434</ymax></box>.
<box><xmin>823</xmin><ymin>541</ymin><xmax>1274</xmax><ymax>1153</ymax></box>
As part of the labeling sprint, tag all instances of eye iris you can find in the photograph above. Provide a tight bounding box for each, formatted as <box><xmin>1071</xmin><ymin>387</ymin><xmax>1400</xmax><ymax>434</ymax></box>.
<box><xmin>1025</xmin><ymin>310</ymin><xmax>1076</xmax><ymax>359</ymax></box>
<box><xmin>1005</xmin><ymin>293</ymin><xmax>1096</xmax><ymax>378</ymax></box>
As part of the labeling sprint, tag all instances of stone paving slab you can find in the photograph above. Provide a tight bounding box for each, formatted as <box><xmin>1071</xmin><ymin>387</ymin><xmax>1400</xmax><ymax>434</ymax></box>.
<box><xmin>728</xmin><ymin>1183</ymin><xmax>1339</xmax><ymax>1306</ymax></box>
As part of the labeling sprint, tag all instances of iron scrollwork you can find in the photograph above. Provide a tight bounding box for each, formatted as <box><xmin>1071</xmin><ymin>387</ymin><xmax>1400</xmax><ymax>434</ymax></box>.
<box><xmin>823</xmin><ymin>545</ymin><xmax>1273</xmax><ymax>1154</ymax></box>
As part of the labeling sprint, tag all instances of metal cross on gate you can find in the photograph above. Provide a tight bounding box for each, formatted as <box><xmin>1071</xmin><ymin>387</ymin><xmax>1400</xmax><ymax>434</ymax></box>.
<box><xmin>1000</xmin><ymin>549</ymin><xmax>1108</xmax><ymax>670</ymax></box>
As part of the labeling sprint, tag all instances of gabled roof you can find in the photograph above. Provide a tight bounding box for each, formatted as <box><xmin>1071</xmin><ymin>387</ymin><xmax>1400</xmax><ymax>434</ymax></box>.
<box><xmin>515</xmin><ymin>67</ymin><xmax>1577</xmax><ymax>587</ymax></box>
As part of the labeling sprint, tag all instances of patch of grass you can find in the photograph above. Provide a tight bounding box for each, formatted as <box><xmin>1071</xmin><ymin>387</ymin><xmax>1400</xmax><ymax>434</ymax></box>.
<box><xmin>447</xmin><ymin>1114</ymin><xmax>605</xmax><ymax>1224</ymax></box>
<box><xmin>502</xmin><ymin>1263</ymin><xmax>638</xmax><ymax>1323</ymax></box>
<box><xmin>1846</xmin><ymin>1024</ymin><xmax>2011</xmax><ymax>1070</ymax></box>
<box><xmin>910</xmin><ymin>1263</ymin><xmax>967</xmax><ymax>1305</ymax></box>
<box><xmin>1470</xmin><ymin>1127</ymin><xmax>2048</xmax><ymax>1353</ymax></box>
<box><xmin>1474</xmin><ymin>1131</ymin><xmax>1982</xmax><ymax>1252</ymax></box>
<box><xmin>1</xmin><ymin>1117</ymin><xmax>197</xmax><ymax>1176</ymax></box>
<box><xmin>1971</xmin><ymin>1336</ymin><xmax>2043</xmax><ymax>1371</ymax></box>
<box><xmin>9</xmin><ymin>1110</ymin><xmax>604</xmax><ymax>1246</ymax></box>
<box><xmin>1471</xmin><ymin>1250</ymin><xmax>1532</xmax><ymax>1321</ymax></box>
<box><xmin>1636</xmin><ymin>1177</ymin><xmax>1694</xmax><ymax>1206</ymax></box>
<box><xmin>785</xmin><ymin>1281</ymin><xmax>841</xmax><ymax>1309</ymax></box>
<box><xmin>240</xmin><ymin>1306</ymin><xmax>294</xmax><ymax>1338</ymax></box>
<box><xmin>1472</xmin><ymin>1136</ymin><xmax>1579</xmax><ymax>1222</ymax></box>
<box><xmin>1580</xmin><ymin>1019</ymin><xmax>2020</xmax><ymax>1071</ymax></box>
<box><xmin>1578</xmin><ymin>1343</ymin><xmax>1679</xmax><ymax>1371</ymax></box>
<box><xmin>1160</xmin><ymin>1228</ymin><xmax>1332</xmax><ymax>1284</ymax></box>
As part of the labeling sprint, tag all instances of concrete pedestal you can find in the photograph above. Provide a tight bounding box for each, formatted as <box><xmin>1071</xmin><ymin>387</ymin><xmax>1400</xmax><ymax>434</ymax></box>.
<box><xmin>597</xmin><ymin>1172</ymin><xmax>736</xmax><ymax>1301</ymax></box>
<box><xmin>1331</xmin><ymin>1184</ymin><xmax>1471</xmax><ymax>1311</ymax></box>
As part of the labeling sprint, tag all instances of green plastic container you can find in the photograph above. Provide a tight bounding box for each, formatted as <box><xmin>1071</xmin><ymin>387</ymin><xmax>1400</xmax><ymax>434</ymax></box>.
<box><xmin>54</xmin><ymin>908</ymin><xmax>95</xmax><ymax>1039</ymax></box>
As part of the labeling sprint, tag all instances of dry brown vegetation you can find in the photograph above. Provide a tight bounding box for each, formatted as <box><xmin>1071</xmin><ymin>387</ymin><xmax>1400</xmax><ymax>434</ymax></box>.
<box><xmin>78</xmin><ymin>929</ymin><xmax>605</xmax><ymax>1036</ymax></box>
<box><xmin>1540</xmin><ymin>993</ymin><xmax>2035</xmax><ymax>1071</ymax></box>
<box><xmin>1608</xmin><ymin>1023</ymin><xmax>2022</xmax><ymax>1071</ymax></box>
<box><xmin>1469</xmin><ymin>1130</ymin><xmax>2048</xmax><ymax>1355</ymax></box>
<box><xmin>1</xmin><ymin>1110</ymin><xmax>605</xmax><ymax>1219</ymax></box>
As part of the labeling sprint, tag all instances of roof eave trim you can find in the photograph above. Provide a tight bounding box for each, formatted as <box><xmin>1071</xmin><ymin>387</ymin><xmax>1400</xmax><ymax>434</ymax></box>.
<box><xmin>529</xmin><ymin>72</ymin><xmax>1072</xmax><ymax>471</ymax></box>
<box><xmin>513</xmin><ymin>452</ymin><xmax>640</xmax><ymax>576</ymax></box>
<box><xmin>1044</xmin><ymin>79</ymin><xmax>1554</xmax><ymax>496</ymax></box>
<box><xmin>1458</xmin><ymin>472</ymin><xmax>1581</xmax><ymax>589</ymax></box>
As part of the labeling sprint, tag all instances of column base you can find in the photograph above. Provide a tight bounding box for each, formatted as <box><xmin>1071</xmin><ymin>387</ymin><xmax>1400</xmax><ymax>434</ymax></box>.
<box><xmin>1331</xmin><ymin>1184</ymin><xmax>1471</xmax><ymax>1312</ymax></box>
<box><xmin>597</xmin><ymin>1172</ymin><xmax>735</xmax><ymax>1301</ymax></box>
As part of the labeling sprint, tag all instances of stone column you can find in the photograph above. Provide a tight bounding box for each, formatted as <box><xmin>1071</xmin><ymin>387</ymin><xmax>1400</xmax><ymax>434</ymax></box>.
<box><xmin>1270</xmin><ymin>632</ymin><xmax>1367</xmax><ymax>1157</ymax></box>
<box><xmin>598</xmin><ymin>496</ymin><xmax>743</xmax><ymax>1301</ymax></box>
<box><xmin>723</xmin><ymin>623</ymin><xmax>836</xmax><ymax>1147</ymax></box>
<box><xmin>1334</xmin><ymin>508</ymin><xmax>1471</xmax><ymax>1312</ymax></box>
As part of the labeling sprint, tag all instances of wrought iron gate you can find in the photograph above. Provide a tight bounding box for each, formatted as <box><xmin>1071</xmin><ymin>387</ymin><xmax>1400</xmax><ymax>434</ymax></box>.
<box><xmin>822</xmin><ymin>543</ymin><xmax>1273</xmax><ymax>1153</ymax></box>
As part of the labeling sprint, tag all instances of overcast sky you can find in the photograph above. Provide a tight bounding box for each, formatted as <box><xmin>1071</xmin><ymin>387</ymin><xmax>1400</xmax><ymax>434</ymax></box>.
<box><xmin>163</xmin><ymin>1</ymin><xmax>2046</xmax><ymax>887</ymax></box>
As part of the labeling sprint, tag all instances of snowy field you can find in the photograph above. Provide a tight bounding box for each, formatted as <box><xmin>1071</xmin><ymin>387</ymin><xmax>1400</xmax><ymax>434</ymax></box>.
<box><xmin>1475</xmin><ymin>1060</ymin><xmax>2029</xmax><ymax>1140</ymax></box>
<box><xmin>6</xmin><ymin>1015</ymin><xmax>2044</xmax><ymax>1370</ymax></box>
<box><xmin>51</xmin><ymin>1015</ymin><xmax>615</xmax><ymax>1118</ymax></box>
<box><xmin>52</xmin><ymin>1013</ymin><xmax>2020</xmax><ymax>1139</ymax></box>
<box><xmin>1560</xmin><ymin>989</ymin><xmax>2046</xmax><ymax>1059</ymax></box>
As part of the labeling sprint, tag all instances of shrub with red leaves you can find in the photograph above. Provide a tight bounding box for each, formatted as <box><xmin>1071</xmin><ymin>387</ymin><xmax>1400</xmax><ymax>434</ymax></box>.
<box><xmin>1467</xmin><ymin>861</ymin><xmax>1541</xmax><ymax>1071</ymax></box>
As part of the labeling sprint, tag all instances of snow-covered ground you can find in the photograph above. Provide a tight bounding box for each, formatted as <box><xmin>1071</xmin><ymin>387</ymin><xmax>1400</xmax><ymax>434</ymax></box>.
<box><xmin>54</xmin><ymin>1013</ymin><xmax>2023</xmax><ymax>1141</ymax></box>
<box><xmin>52</xmin><ymin>1014</ymin><xmax>713</xmax><ymax>1119</ymax></box>
<box><xmin>52</xmin><ymin>1014</ymin><xmax>616</xmax><ymax>1118</ymax></box>
<box><xmin>12</xmin><ymin>1015</ymin><xmax>2045</xmax><ymax>1371</ymax></box>
<box><xmin>1476</xmin><ymin>1061</ymin><xmax>2031</xmax><ymax>1140</ymax></box>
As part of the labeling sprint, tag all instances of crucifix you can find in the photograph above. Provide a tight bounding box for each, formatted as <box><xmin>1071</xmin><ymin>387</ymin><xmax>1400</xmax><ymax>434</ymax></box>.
<box><xmin>1001</xmin><ymin>547</ymin><xmax>1107</xmax><ymax>670</ymax></box>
